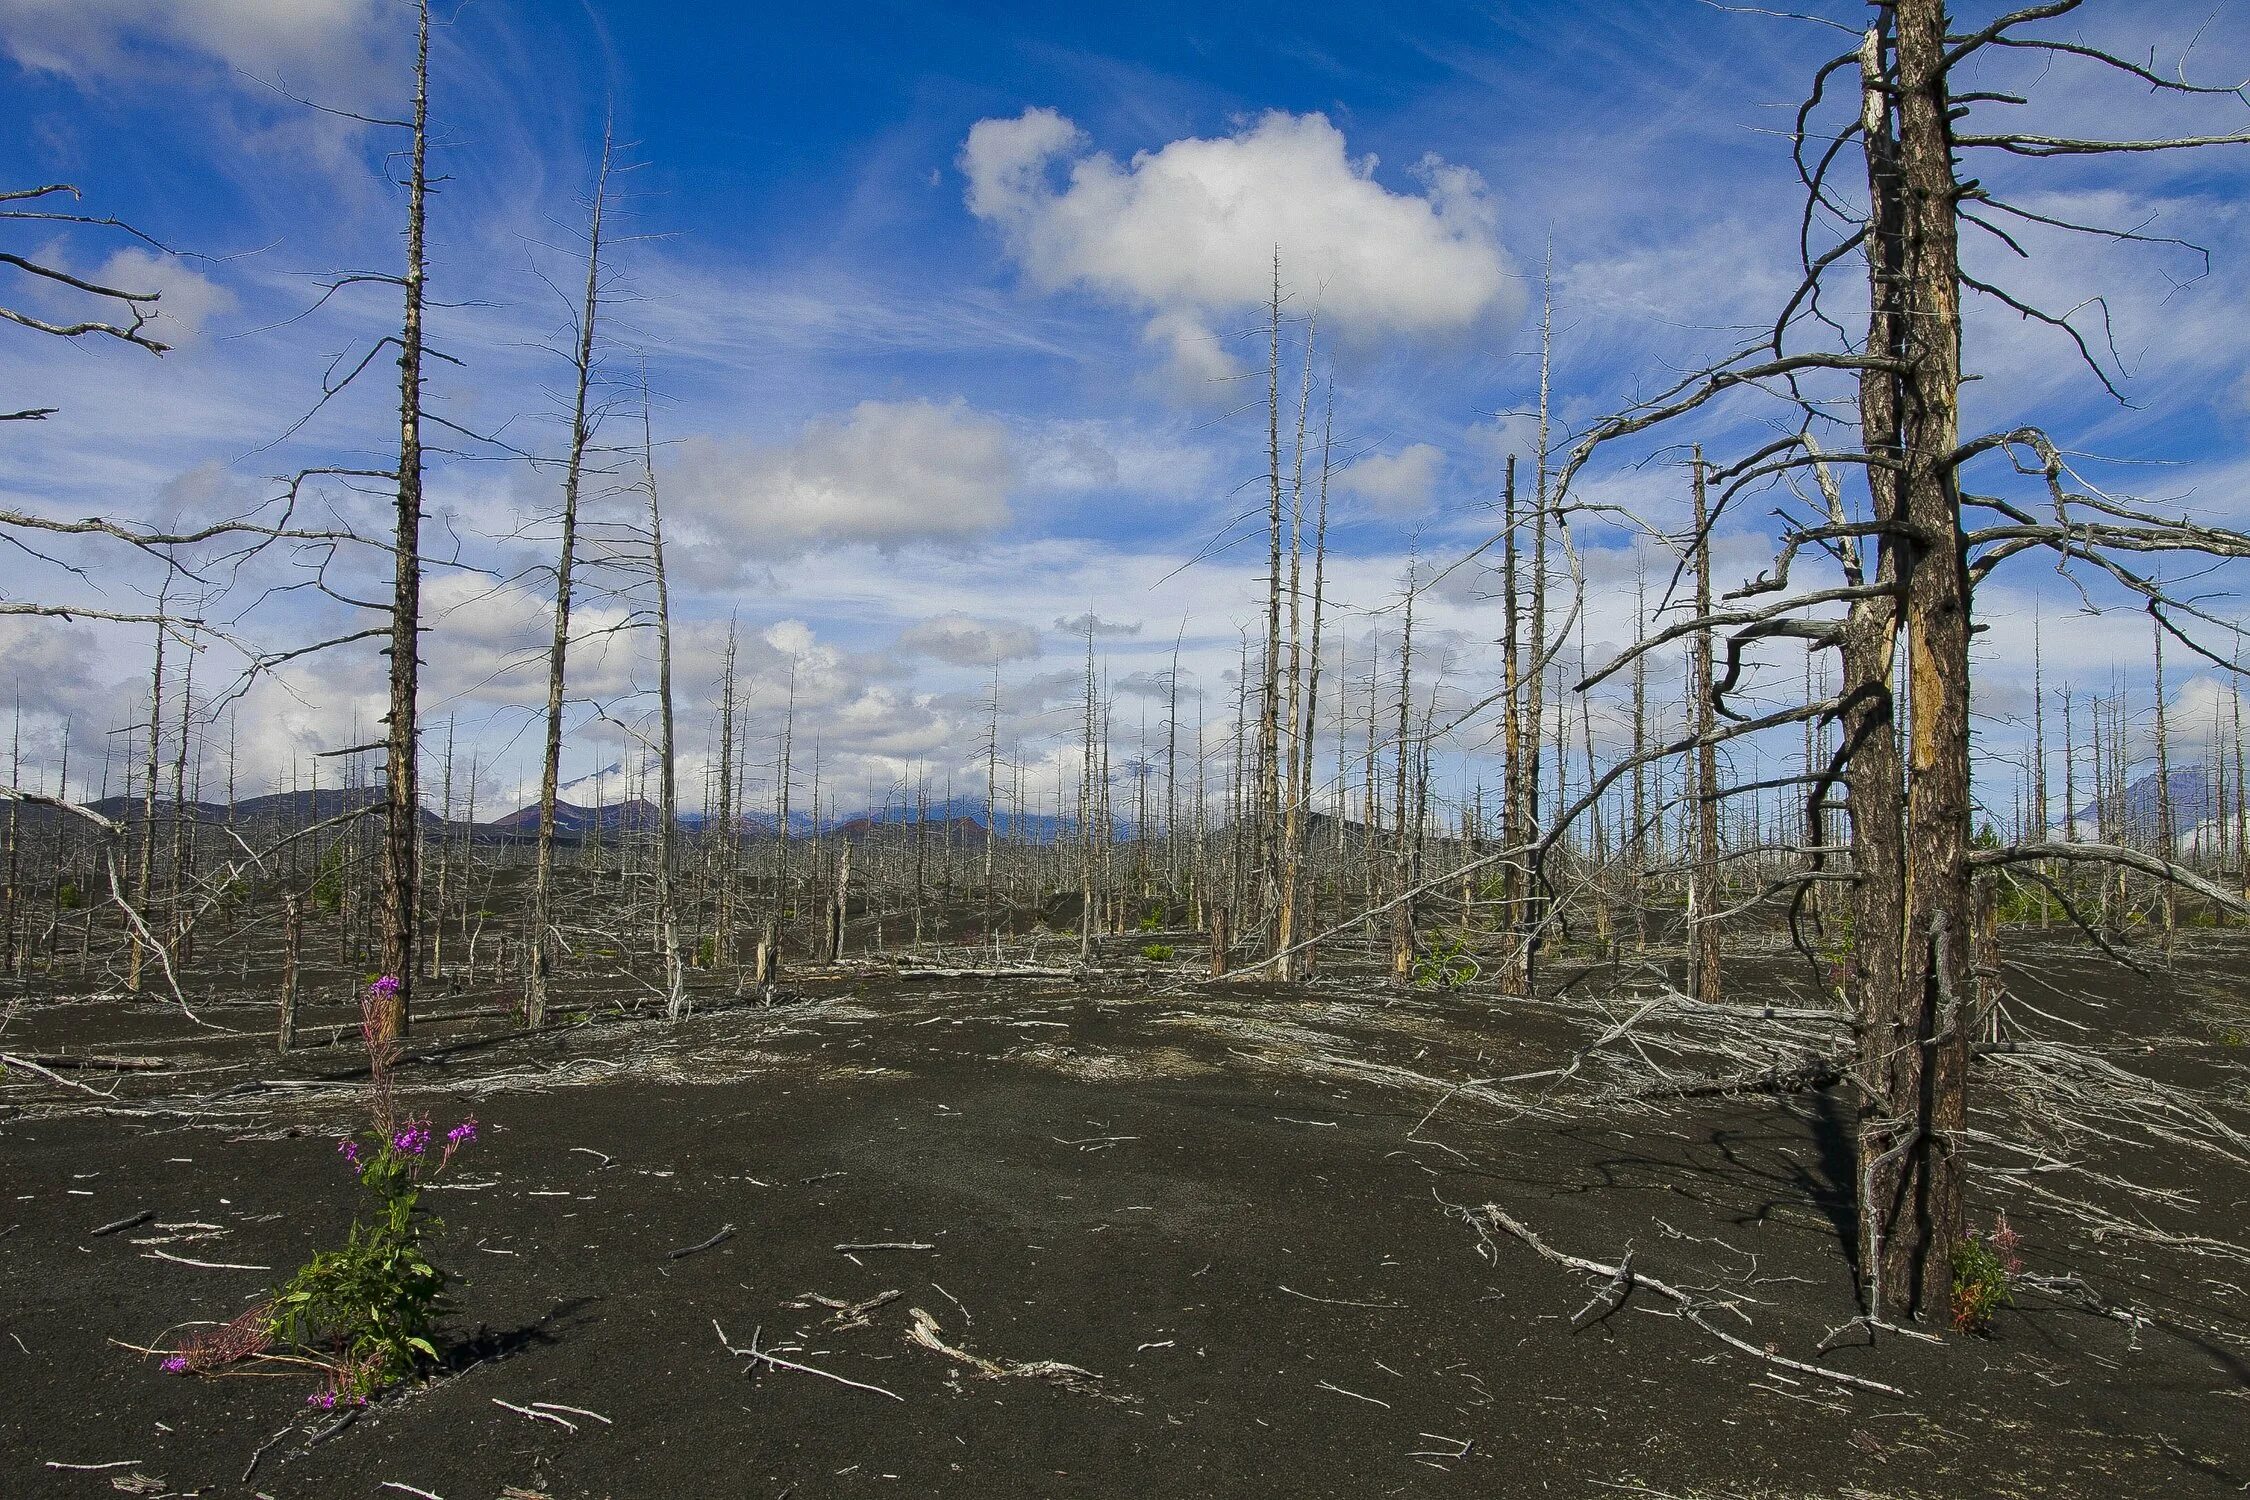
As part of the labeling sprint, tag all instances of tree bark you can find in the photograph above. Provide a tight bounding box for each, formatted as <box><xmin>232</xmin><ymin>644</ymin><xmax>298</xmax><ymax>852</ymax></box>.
<box><xmin>1851</xmin><ymin>0</ymin><xmax>1975</xmax><ymax>1323</ymax></box>
<box><xmin>377</xmin><ymin>0</ymin><xmax>433</xmax><ymax>1038</ymax></box>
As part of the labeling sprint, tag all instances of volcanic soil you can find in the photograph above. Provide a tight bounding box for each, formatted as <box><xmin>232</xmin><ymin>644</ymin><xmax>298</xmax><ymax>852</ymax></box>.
<box><xmin>4</xmin><ymin>937</ymin><xmax>2247</xmax><ymax>1498</ymax></box>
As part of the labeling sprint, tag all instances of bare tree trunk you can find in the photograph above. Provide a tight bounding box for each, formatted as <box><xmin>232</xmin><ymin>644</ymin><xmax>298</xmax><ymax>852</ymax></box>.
<box><xmin>279</xmin><ymin>893</ymin><xmax>303</xmax><ymax>1054</ymax></box>
<box><xmin>1689</xmin><ymin>450</ymin><xmax>1722</xmax><ymax>1002</ymax></box>
<box><xmin>1275</xmin><ymin>315</ymin><xmax>1316</xmax><ymax>980</ymax></box>
<box><xmin>2234</xmin><ymin>632</ymin><xmax>2247</xmax><ymax>905</ymax></box>
<box><xmin>1257</xmin><ymin>253</ymin><xmax>1285</xmax><ymax>938</ymax></box>
<box><xmin>829</xmin><ymin>839</ymin><xmax>851</xmax><ymax>962</ymax></box>
<box><xmin>2152</xmin><ymin>610</ymin><xmax>2176</xmax><ymax>946</ymax></box>
<box><xmin>1523</xmin><ymin>263</ymin><xmax>1553</xmax><ymax>992</ymax></box>
<box><xmin>129</xmin><ymin>589</ymin><xmax>168</xmax><ymax>993</ymax></box>
<box><xmin>2061</xmin><ymin>687</ymin><xmax>2076</xmax><ymax>844</ymax></box>
<box><xmin>169</xmin><ymin>621</ymin><xmax>195</xmax><ymax>956</ymax></box>
<box><xmin>1294</xmin><ymin>384</ymin><xmax>1333</xmax><ymax>979</ymax></box>
<box><xmin>774</xmin><ymin>664</ymin><xmax>796</xmax><ymax>973</ymax></box>
<box><xmin>985</xmin><ymin>658</ymin><xmax>1001</xmax><ymax>952</ymax></box>
<box><xmin>432</xmin><ymin>717</ymin><xmax>452</xmax><ymax>980</ymax></box>
<box><xmin>1630</xmin><ymin>556</ymin><xmax>1649</xmax><ymax>952</ymax></box>
<box><xmin>377</xmin><ymin>0</ymin><xmax>433</xmax><ymax>1037</ymax></box>
<box><xmin>1852</xmin><ymin>0</ymin><xmax>1975</xmax><ymax>1322</ymax></box>
<box><xmin>3</xmin><ymin>709</ymin><xmax>17</xmax><ymax>977</ymax></box>
<box><xmin>1165</xmin><ymin>625</ymin><xmax>1181</xmax><ymax>892</ymax></box>
<box><xmin>1080</xmin><ymin>623</ymin><xmax>1097</xmax><ymax>965</ymax></box>
<box><xmin>634</xmin><ymin>385</ymin><xmax>683</xmax><ymax>1013</ymax></box>
<box><xmin>714</xmin><ymin>624</ymin><xmax>738</xmax><ymax>970</ymax></box>
<box><xmin>2032</xmin><ymin>617</ymin><xmax>2048</xmax><ymax>927</ymax></box>
<box><xmin>1500</xmin><ymin>455</ymin><xmax>1526</xmax><ymax>992</ymax></box>
<box><xmin>528</xmin><ymin>136</ymin><xmax>612</xmax><ymax>1030</ymax></box>
<box><xmin>1390</xmin><ymin>568</ymin><xmax>1418</xmax><ymax>981</ymax></box>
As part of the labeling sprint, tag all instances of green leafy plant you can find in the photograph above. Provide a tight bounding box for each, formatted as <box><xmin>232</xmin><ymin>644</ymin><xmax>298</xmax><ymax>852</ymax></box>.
<box><xmin>266</xmin><ymin>976</ymin><xmax>477</xmax><ymax>1404</ymax></box>
<box><xmin>1139</xmin><ymin>942</ymin><xmax>1174</xmax><ymax>962</ymax></box>
<box><xmin>1137</xmin><ymin>904</ymin><xmax>1166</xmax><ymax>933</ymax></box>
<box><xmin>1950</xmin><ymin>1212</ymin><xmax>2022</xmax><ymax>1336</ymax></box>
<box><xmin>54</xmin><ymin>878</ymin><xmax>83</xmax><ymax>910</ymax></box>
<box><xmin>1410</xmin><ymin>932</ymin><xmax>1480</xmax><ymax>989</ymax></box>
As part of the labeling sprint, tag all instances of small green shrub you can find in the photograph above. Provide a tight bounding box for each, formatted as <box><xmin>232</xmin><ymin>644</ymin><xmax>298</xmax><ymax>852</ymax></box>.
<box><xmin>1137</xmin><ymin>904</ymin><xmax>1166</xmax><ymax>933</ymax></box>
<box><xmin>1950</xmin><ymin>1212</ymin><xmax>2022</xmax><ymax>1336</ymax></box>
<box><xmin>54</xmin><ymin>878</ymin><xmax>83</xmax><ymax>910</ymax></box>
<box><xmin>1140</xmin><ymin>942</ymin><xmax>1174</xmax><ymax>962</ymax></box>
<box><xmin>1410</xmin><ymin>932</ymin><xmax>1479</xmax><ymax>989</ymax></box>
<box><xmin>271</xmin><ymin>1145</ymin><xmax>454</xmax><ymax>1401</ymax></box>
<box><xmin>267</xmin><ymin>976</ymin><xmax>477</xmax><ymax>1405</ymax></box>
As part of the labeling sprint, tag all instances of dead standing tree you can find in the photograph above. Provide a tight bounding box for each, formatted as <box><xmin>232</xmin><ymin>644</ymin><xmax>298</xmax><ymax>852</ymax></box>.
<box><xmin>641</xmin><ymin>379</ymin><xmax>685</xmax><ymax>1018</ymax></box>
<box><xmin>529</xmin><ymin>133</ymin><xmax>616</xmax><ymax>1030</ymax></box>
<box><xmin>1536</xmin><ymin>0</ymin><xmax>2250</xmax><ymax>1324</ymax></box>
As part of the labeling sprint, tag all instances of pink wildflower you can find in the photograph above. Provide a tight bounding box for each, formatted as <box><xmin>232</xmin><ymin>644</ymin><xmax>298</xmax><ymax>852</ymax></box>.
<box><xmin>1990</xmin><ymin>1211</ymin><xmax>2024</xmax><ymax>1274</ymax></box>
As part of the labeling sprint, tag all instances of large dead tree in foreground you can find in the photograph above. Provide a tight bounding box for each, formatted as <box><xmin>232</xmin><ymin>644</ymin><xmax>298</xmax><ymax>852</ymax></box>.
<box><xmin>1540</xmin><ymin>0</ymin><xmax>2250</xmax><ymax>1323</ymax></box>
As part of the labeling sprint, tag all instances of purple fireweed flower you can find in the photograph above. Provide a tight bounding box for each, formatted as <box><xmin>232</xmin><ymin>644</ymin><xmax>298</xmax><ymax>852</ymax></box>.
<box><xmin>392</xmin><ymin>1123</ymin><xmax>431</xmax><ymax>1156</ymax></box>
<box><xmin>446</xmin><ymin>1117</ymin><xmax>477</xmax><ymax>1147</ymax></box>
<box><xmin>160</xmin><ymin>1356</ymin><xmax>188</xmax><ymax>1374</ymax></box>
<box><xmin>369</xmin><ymin>974</ymin><xmax>400</xmax><ymax>1000</ymax></box>
<box><xmin>337</xmin><ymin>1138</ymin><xmax>362</xmax><ymax>1168</ymax></box>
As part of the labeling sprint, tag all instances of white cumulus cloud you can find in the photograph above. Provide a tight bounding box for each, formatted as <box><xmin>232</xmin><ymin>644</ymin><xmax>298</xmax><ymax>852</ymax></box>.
<box><xmin>961</xmin><ymin>108</ymin><xmax>1520</xmax><ymax>380</ymax></box>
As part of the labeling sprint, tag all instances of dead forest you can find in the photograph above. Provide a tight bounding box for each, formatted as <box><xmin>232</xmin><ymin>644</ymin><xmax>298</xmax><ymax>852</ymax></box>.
<box><xmin>5</xmin><ymin>2</ymin><xmax>2250</xmax><ymax>1497</ymax></box>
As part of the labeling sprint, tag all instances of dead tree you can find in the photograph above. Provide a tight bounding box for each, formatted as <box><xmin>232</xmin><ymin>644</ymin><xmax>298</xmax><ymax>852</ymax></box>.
<box><xmin>643</xmin><ymin>387</ymin><xmax>683</xmax><ymax>1014</ymax></box>
<box><xmin>1688</xmin><ymin>452</ymin><xmax>1721</xmax><ymax>1003</ymax></box>
<box><xmin>529</xmin><ymin>136</ymin><xmax>614</xmax><ymax>1029</ymax></box>
<box><xmin>378</xmin><ymin>0</ymin><xmax>435</xmax><ymax>1036</ymax></box>
<box><xmin>1256</xmin><ymin>253</ymin><xmax>1286</xmax><ymax>945</ymax></box>
<box><xmin>1529</xmin><ymin>0</ymin><xmax>2250</xmax><ymax>1323</ymax></box>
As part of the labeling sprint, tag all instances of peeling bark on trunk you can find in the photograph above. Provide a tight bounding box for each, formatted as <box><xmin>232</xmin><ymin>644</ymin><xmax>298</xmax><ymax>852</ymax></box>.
<box><xmin>1851</xmin><ymin>0</ymin><xmax>1974</xmax><ymax>1323</ymax></box>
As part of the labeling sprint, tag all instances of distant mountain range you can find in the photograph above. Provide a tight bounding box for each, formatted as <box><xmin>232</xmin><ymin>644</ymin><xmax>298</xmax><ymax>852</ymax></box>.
<box><xmin>39</xmin><ymin>763</ymin><xmax>2236</xmax><ymax>856</ymax></box>
<box><xmin>32</xmin><ymin>786</ymin><xmax>1092</xmax><ymax>847</ymax></box>
<box><xmin>2059</xmin><ymin>765</ymin><xmax>2237</xmax><ymax>850</ymax></box>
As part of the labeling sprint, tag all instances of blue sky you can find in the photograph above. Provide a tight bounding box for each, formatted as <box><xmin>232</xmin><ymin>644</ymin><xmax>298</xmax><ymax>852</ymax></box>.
<box><xmin>3</xmin><ymin>0</ymin><xmax>2247</xmax><ymax>826</ymax></box>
